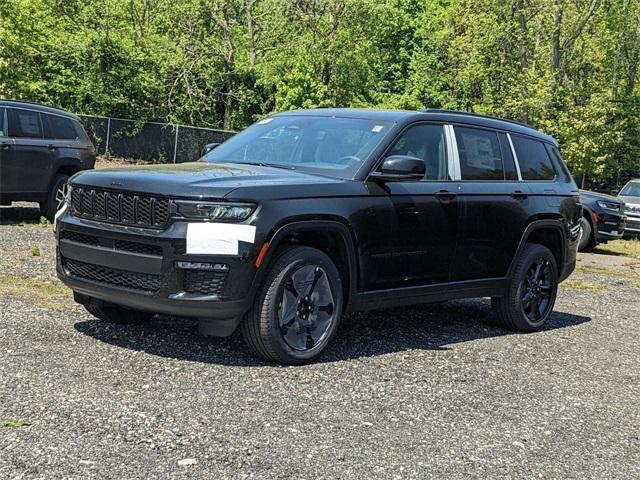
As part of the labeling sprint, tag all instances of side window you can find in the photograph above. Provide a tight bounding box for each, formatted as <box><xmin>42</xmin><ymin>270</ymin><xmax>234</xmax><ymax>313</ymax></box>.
<box><xmin>454</xmin><ymin>126</ymin><xmax>504</xmax><ymax>180</ymax></box>
<box><xmin>511</xmin><ymin>135</ymin><xmax>556</xmax><ymax>181</ymax></box>
<box><xmin>7</xmin><ymin>108</ymin><xmax>43</xmax><ymax>139</ymax></box>
<box><xmin>387</xmin><ymin>124</ymin><xmax>448</xmax><ymax>180</ymax></box>
<box><xmin>0</xmin><ymin>108</ymin><xmax>5</xmax><ymax>137</ymax></box>
<box><xmin>43</xmin><ymin>114</ymin><xmax>78</xmax><ymax>140</ymax></box>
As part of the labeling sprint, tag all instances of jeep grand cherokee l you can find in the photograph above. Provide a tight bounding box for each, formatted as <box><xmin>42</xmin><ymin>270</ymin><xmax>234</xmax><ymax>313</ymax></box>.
<box><xmin>0</xmin><ymin>100</ymin><xmax>96</xmax><ymax>219</ymax></box>
<box><xmin>56</xmin><ymin>108</ymin><xmax>581</xmax><ymax>364</ymax></box>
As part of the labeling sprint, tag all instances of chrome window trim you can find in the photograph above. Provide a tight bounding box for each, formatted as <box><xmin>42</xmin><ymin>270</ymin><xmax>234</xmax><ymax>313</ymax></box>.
<box><xmin>444</xmin><ymin>124</ymin><xmax>461</xmax><ymax>180</ymax></box>
<box><xmin>506</xmin><ymin>133</ymin><xmax>523</xmax><ymax>181</ymax></box>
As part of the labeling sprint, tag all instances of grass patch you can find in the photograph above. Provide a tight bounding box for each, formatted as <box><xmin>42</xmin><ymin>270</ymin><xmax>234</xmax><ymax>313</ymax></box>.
<box><xmin>0</xmin><ymin>274</ymin><xmax>74</xmax><ymax>309</ymax></box>
<box><xmin>29</xmin><ymin>246</ymin><xmax>41</xmax><ymax>256</ymax></box>
<box><xmin>574</xmin><ymin>263</ymin><xmax>640</xmax><ymax>288</ymax></box>
<box><xmin>1</xmin><ymin>420</ymin><xmax>31</xmax><ymax>428</ymax></box>
<box><xmin>563</xmin><ymin>279</ymin><xmax>609</xmax><ymax>292</ymax></box>
<box><xmin>39</xmin><ymin>216</ymin><xmax>52</xmax><ymax>227</ymax></box>
<box><xmin>593</xmin><ymin>239</ymin><xmax>640</xmax><ymax>260</ymax></box>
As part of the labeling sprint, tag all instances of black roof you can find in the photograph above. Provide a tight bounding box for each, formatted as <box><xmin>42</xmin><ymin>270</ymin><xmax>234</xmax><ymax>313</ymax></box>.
<box><xmin>275</xmin><ymin>107</ymin><xmax>556</xmax><ymax>144</ymax></box>
<box><xmin>0</xmin><ymin>99</ymin><xmax>79</xmax><ymax>120</ymax></box>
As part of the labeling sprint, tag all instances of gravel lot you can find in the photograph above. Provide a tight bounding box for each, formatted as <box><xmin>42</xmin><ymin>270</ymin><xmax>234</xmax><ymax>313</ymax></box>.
<box><xmin>1</xmin><ymin>204</ymin><xmax>639</xmax><ymax>479</ymax></box>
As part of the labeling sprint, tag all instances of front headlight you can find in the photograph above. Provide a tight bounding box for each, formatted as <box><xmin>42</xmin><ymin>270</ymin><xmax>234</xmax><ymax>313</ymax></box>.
<box><xmin>175</xmin><ymin>201</ymin><xmax>255</xmax><ymax>221</ymax></box>
<box><xmin>597</xmin><ymin>200</ymin><xmax>619</xmax><ymax>211</ymax></box>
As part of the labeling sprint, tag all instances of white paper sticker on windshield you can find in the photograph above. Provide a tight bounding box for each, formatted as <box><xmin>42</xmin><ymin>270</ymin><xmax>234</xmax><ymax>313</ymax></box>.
<box><xmin>372</xmin><ymin>125</ymin><xmax>384</xmax><ymax>133</ymax></box>
<box><xmin>257</xmin><ymin>118</ymin><xmax>273</xmax><ymax>125</ymax></box>
<box><xmin>187</xmin><ymin>223</ymin><xmax>256</xmax><ymax>255</ymax></box>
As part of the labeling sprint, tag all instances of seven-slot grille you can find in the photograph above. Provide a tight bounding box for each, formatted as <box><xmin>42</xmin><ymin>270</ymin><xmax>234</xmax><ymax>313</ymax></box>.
<box><xmin>70</xmin><ymin>186</ymin><xmax>170</xmax><ymax>228</ymax></box>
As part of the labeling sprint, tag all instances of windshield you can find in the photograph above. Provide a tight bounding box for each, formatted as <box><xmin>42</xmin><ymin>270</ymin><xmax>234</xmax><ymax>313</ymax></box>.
<box><xmin>201</xmin><ymin>115</ymin><xmax>392</xmax><ymax>179</ymax></box>
<box><xmin>620</xmin><ymin>182</ymin><xmax>640</xmax><ymax>197</ymax></box>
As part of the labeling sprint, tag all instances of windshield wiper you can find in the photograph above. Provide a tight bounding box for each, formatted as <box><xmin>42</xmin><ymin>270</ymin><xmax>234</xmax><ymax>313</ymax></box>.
<box><xmin>242</xmin><ymin>162</ymin><xmax>296</xmax><ymax>170</ymax></box>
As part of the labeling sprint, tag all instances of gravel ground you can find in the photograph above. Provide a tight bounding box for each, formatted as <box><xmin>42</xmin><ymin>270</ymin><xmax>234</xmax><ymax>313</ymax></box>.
<box><xmin>1</xmin><ymin>204</ymin><xmax>639</xmax><ymax>479</ymax></box>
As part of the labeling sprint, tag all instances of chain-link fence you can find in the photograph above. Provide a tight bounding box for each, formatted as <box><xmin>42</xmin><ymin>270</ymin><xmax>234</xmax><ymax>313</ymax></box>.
<box><xmin>79</xmin><ymin>115</ymin><xmax>235</xmax><ymax>164</ymax></box>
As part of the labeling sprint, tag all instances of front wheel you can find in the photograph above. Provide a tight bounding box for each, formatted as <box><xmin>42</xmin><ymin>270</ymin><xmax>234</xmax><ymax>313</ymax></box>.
<box><xmin>577</xmin><ymin>216</ymin><xmax>593</xmax><ymax>252</ymax></box>
<box><xmin>41</xmin><ymin>174</ymin><xmax>69</xmax><ymax>221</ymax></box>
<box><xmin>492</xmin><ymin>244</ymin><xmax>558</xmax><ymax>332</ymax></box>
<box><xmin>241</xmin><ymin>246</ymin><xmax>343</xmax><ymax>365</ymax></box>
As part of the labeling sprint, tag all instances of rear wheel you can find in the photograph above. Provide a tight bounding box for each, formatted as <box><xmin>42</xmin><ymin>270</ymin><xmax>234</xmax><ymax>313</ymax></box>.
<box><xmin>83</xmin><ymin>297</ymin><xmax>152</xmax><ymax>324</ymax></box>
<box><xmin>577</xmin><ymin>216</ymin><xmax>593</xmax><ymax>252</ymax></box>
<box><xmin>241</xmin><ymin>246</ymin><xmax>343</xmax><ymax>365</ymax></box>
<box><xmin>41</xmin><ymin>174</ymin><xmax>69</xmax><ymax>221</ymax></box>
<box><xmin>492</xmin><ymin>244</ymin><xmax>558</xmax><ymax>332</ymax></box>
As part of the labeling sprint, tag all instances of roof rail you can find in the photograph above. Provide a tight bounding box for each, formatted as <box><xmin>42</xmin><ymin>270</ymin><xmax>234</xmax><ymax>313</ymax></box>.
<box><xmin>0</xmin><ymin>98</ymin><xmax>72</xmax><ymax>115</ymax></box>
<box><xmin>420</xmin><ymin>108</ymin><xmax>536</xmax><ymax>130</ymax></box>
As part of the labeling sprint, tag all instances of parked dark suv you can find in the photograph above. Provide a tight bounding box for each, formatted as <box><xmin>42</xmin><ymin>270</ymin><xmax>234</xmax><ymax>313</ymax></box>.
<box><xmin>577</xmin><ymin>190</ymin><xmax>626</xmax><ymax>251</ymax></box>
<box><xmin>56</xmin><ymin>108</ymin><xmax>581</xmax><ymax>364</ymax></box>
<box><xmin>0</xmin><ymin>100</ymin><xmax>96</xmax><ymax>219</ymax></box>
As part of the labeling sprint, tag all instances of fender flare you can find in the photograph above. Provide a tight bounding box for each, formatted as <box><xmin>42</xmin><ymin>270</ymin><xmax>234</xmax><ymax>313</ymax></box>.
<box><xmin>251</xmin><ymin>220</ymin><xmax>359</xmax><ymax>306</ymax></box>
<box><xmin>507</xmin><ymin>219</ymin><xmax>567</xmax><ymax>278</ymax></box>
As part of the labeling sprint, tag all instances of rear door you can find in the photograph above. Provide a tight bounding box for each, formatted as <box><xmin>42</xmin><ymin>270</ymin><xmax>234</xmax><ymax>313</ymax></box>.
<box><xmin>361</xmin><ymin>122</ymin><xmax>460</xmax><ymax>289</ymax></box>
<box><xmin>0</xmin><ymin>107</ymin><xmax>17</xmax><ymax>194</ymax></box>
<box><xmin>450</xmin><ymin>125</ymin><xmax>532</xmax><ymax>281</ymax></box>
<box><xmin>5</xmin><ymin>108</ymin><xmax>53</xmax><ymax>195</ymax></box>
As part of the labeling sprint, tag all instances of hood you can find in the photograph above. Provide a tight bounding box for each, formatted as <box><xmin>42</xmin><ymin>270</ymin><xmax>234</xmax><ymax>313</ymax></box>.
<box><xmin>579</xmin><ymin>189</ymin><xmax>621</xmax><ymax>203</ymax></box>
<box><xmin>70</xmin><ymin>162</ymin><xmax>349</xmax><ymax>199</ymax></box>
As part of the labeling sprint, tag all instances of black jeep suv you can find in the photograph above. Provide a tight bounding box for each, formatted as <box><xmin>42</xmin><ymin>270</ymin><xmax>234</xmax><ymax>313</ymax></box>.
<box><xmin>56</xmin><ymin>108</ymin><xmax>581</xmax><ymax>364</ymax></box>
<box><xmin>0</xmin><ymin>100</ymin><xmax>96</xmax><ymax>219</ymax></box>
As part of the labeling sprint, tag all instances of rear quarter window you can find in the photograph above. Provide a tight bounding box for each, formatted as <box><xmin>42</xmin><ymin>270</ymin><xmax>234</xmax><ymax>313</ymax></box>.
<box><xmin>511</xmin><ymin>135</ymin><xmax>556</xmax><ymax>181</ymax></box>
<box><xmin>43</xmin><ymin>114</ymin><xmax>79</xmax><ymax>140</ymax></box>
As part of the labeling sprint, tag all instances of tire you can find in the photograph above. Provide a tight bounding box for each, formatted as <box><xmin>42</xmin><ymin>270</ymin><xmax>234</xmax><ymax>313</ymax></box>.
<box><xmin>491</xmin><ymin>243</ymin><xmax>558</xmax><ymax>332</ymax></box>
<box><xmin>241</xmin><ymin>246</ymin><xmax>343</xmax><ymax>365</ymax></box>
<box><xmin>577</xmin><ymin>216</ymin><xmax>593</xmax><ymax>252</ymax></box>
<box><xmin>83</xmin><ymin>297</ymin><xmax>152</xmax><ymax>324</ymax></box>
<box><xmin>41</xmin><ymin>174</ymin><xmax>69</xmax><ymax>221</ymax></box>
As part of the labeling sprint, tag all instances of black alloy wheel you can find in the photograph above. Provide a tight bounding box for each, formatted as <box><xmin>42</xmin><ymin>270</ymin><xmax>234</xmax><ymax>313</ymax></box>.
<box><xmin>241</xmin><ymin>246</ymin><xmax>343</xmax><ymax>364</ymax></box>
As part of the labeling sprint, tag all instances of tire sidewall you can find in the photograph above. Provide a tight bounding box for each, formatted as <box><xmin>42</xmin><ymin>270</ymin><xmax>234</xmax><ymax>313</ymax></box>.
<box><xmin>578</xmin><ymin>216</ymin><xmax>592</xmax><ymax>252</ymax></box>
<box><xmin>262</xmin><ymin>248</ymin><xmax>343</xmax><ymax>363</ymax></box>
<box><xmin>44</xmin><ymin>174</ymin><xmax>69</xmax><ymax>220</ymax></box>
<box><xmin>512</xmin><ymin>245</ymin><xmax>558</xmax><ymax>330</ymax></box>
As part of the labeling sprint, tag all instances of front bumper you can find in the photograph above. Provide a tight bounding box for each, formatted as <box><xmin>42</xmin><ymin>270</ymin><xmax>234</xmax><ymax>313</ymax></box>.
<box><xmin>593</xmin><ymin>211</ymin><xmax>626</xmax><ymax>242</ymax></box>
<box><xmin>56</xmin><ymin>212</ymin><xmax>258</xmax><ymax>321</ymax></box>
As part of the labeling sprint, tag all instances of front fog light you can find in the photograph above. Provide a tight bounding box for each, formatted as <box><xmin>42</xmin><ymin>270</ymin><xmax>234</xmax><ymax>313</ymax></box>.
<box><xmin>175</xmin><ymin>201</ymin><xmax>255</xmax><ymax>221</ymax></box>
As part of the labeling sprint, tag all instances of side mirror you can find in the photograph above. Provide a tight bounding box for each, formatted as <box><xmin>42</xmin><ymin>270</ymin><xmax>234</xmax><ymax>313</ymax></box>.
<box><xmin>202</xmin><ymin>142</ymin><xmax>221</xmax><ymax>155</ymax></box>
<box><xmin>370</xmin><ymin>155</ymin><xmax>425</xmax><ymax>181</ymax></box>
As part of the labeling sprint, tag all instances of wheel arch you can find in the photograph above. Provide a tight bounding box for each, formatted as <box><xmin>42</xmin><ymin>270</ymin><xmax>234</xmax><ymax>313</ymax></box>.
<box><xmin>508</xmin><ymin>219</ymin><xmax>566</xmax><ymax>279</ymax></box>
<box><xmin>252</xmin><ymin>219</ymin><xmax>359</xmax><ymax>308</ymax></box>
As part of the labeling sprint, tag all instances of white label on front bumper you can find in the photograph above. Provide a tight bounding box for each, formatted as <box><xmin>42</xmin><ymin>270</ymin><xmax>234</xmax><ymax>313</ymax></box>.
<box><xmin>186</xmin><ymin>223</ymin><xmax>256</xmax><ymax>255</ymax></box>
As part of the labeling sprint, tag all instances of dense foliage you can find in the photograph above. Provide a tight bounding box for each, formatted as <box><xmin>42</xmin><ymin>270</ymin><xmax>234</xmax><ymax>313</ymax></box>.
<box><xmin>1</xmin><ymin>0</ymin><xmax>639</xmax><ymax>188</ymax></box>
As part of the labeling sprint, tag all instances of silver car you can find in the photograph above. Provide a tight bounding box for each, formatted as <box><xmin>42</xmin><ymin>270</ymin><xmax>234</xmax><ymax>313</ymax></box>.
<box><xmin>618</xmin><ymin>179</ymin><xmax>640</xmax><ymax>237</ymax></box>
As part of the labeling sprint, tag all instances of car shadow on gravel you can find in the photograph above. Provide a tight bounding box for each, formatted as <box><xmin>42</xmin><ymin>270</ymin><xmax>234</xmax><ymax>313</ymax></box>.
<box><xmin>74</xmin><ymin>298</ymin><xmax>590</xmax><ymax>366</ymax></box>
<box><xmin>0</xmin><ymin>204</ymin><xmax>42</xmax><ymax>224</ymax></box>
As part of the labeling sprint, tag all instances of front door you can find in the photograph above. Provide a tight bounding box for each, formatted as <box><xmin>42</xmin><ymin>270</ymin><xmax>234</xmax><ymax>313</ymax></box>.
<box><xmin>360</xmin><ymin>123</ymin><xmax>460</xmax><ymax>290</ymax></box>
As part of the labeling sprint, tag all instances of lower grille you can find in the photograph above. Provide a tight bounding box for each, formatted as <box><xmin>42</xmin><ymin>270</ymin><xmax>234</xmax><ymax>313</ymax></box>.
<box><xmin>184</xmin><ymin>270</ymin><xmax>227</xmax><ymax>296</ymax></box>
<box><xmin>114</xmin><ymin>240</ymin><xmax>163</xmax><ymax>257</ymax></box>
<box><xmin>63</xmin><ymin>257</ymin><xmax>160</xmax><ymax>293</ymax></box>
<box><xmin>61</xmin><ymin>230</ymin><xmax>162</xmax><ymax>257</ymax></box>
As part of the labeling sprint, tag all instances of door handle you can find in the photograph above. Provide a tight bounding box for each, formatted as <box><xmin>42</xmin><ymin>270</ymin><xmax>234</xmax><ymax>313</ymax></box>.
<box><xmin>511</xmin><ymin>190</ymin><xmax>528</xmax><ymax>200</ymax></box>
<box><xmin>0</xmin><ymin>143</ymin><xmax>10</xmax><ymax>150</ymax></box>
<box><xmin>48</xmin><ymin>144</ymin><xmax>56</xmax><ymax>150</ymax></box>
<box><xmin>435</xmin><ymin>190</ymin><xmax>457</xmax><ymax>203</ymax></box>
